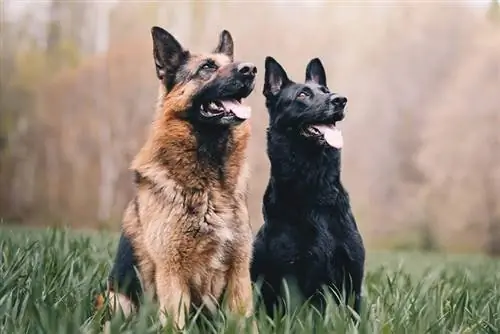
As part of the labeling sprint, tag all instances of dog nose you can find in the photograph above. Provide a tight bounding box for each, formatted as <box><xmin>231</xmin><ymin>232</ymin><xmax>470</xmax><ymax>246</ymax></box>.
<box><xmin>330</xmin><ymin>95</ymin><xmax>347</xmax><ymax>108</ymax></box>
<box><xmin>238</xmin><ymin>62</ymin><xmax>257</xmax><ymax>76</ymax></box>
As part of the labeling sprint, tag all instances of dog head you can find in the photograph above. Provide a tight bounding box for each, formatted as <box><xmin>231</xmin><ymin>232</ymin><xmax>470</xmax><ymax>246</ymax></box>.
<box><xmin>263</xmin><ymin>56</ymin><xmax>347</xmax><ymax>149</ymax></box>
<box><xmin>151</xmin><ymin>26</ymin><xmax>257</xmax><ymax>126</ymax></box>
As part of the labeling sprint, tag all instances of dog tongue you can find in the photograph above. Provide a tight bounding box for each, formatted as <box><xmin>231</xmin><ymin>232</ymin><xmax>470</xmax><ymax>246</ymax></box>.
<box><xmin>220</xmin><ymin>99</ymin><xmax>251</xmax><ymax>119</ymax></box>
<box><xmin>312</xmin><ymin>125</ymin><xmax>343</xmax><ymax>148</ymax></box>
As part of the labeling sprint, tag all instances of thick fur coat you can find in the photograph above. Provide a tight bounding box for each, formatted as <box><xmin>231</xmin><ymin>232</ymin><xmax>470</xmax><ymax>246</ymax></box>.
<box><xmin>250</xmin><ymin>57</ymin><xmax>365</xmax><ymax>317</ymax></box>
<box><xmin>103</xmin><ymin>26</ymin><xmax>257</xmax><ymax>329</ymax></box>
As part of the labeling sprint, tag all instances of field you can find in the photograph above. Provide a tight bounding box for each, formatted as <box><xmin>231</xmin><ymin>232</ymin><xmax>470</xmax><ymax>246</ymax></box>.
<box><xmin>1</xmin><ymin>225</ymin><xmax>500</xmax><ymax>334</ymax></box>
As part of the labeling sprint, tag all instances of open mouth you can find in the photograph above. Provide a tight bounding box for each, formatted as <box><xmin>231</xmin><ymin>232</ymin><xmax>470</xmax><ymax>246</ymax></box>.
<box><xmin>200</xmin><ymin>98</ymin><xmax>251</xmax><ymax>120</ymax></box>
<box><xmin>306</xmin><ymin>122</ymin><xmax>343</xmax><ymax>149</ymax></box>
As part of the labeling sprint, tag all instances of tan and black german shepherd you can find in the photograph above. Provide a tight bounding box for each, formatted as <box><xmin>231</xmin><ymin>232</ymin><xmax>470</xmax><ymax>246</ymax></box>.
<box><xmin>98</xmin><ymin>26</ymin><xmax>257</xmax><ymax>329</ymax></box>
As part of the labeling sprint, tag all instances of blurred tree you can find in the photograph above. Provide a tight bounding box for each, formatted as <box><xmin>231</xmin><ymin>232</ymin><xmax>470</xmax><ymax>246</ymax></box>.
<box><xmin>46</xmin><ymin>1</ymin><xmax>82</xmax><ymax>69</ymax></box>
<box><xmin>487</xmin><ymin>0</ymin><xmax>500</xmax><ymax>23</ymax></box>
<box><xmin>109</xmin><ymin>2</ymin><xmax>162</xmax><ymax>48</ymax></box>
<box><xmin>356</xmin><ymin>6</ymin><xmax>473</xmax><ymax>239</ymax></box>
<box><xmin>46</xmin><ymin>0</ymin><xmax>62</xmax><ymax>53</ymax></box>
<box><xmin>0</xmin><ymin>0</ymin><xmax>86</xmax><ymax>220</ymax></box>
<box><xmin>418</xmin><ymin>25</ymin><xmax>500</xmax><ymax>254</ymax></box>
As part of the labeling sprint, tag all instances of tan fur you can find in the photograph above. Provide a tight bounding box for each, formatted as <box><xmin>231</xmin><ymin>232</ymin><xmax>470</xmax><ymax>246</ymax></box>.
<box><xmin>106</xmin><ymin>290</ymin><xmax>136</xmax><ymax>317</ymax></box>
<box><xmin>115</xmin><ymin>69</ymin><xmax>253</xmax><ymax>329</ymax></box>
<box><xmin>96</xmin><ymin>290</ymin><xmax>136</xmax><ymax>334</ymax></box>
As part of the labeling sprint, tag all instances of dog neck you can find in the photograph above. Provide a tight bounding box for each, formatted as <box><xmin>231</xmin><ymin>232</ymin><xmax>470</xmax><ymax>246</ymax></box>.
<box><xmin>267</xmin><ymin>131</ymin><xmax>343</xmax><ymax>190</ymax></box>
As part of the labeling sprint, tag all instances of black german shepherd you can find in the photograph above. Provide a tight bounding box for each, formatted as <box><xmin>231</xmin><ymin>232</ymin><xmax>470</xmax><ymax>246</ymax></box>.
<box><xmin>250</xmin><ymin>56</ymin><xmax>365</xmax><ymax>317</ymax></box>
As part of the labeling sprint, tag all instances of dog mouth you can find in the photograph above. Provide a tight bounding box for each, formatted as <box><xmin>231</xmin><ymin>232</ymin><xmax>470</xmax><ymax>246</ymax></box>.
<box><xmin>200</xmin><ymin>98</ymin><xmax>251</xmax><ymax>121</ymax></box>
<box><xmin>305</xmin><ymin>122</ymin><xmax>343</xmax><ymax>149</ymax></box>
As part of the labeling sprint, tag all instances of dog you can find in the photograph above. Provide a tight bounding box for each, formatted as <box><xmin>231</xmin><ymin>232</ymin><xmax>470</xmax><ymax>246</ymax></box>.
<box><xmin>250</xmin><ymin>56</ymin><xmax>365</xmax><ymax>318</ymax></box>
<box><xmin>100</xmin><ymin>26</ymin><xmax>257</xmax><ymax>330</ymax></box>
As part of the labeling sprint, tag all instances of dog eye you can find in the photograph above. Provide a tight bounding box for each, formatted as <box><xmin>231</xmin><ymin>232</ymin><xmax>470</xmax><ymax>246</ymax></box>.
<box><xmin>297</xmin><ymin>91</ymin><xmax>309</xmax><ymax>99</ymax></box>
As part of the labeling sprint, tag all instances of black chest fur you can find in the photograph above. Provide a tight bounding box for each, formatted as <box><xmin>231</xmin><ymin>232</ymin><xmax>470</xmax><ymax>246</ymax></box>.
<box><xmin>251</xmin><ymin>133</ymin><xmax>365</xmax><ymax>315</ymax></box>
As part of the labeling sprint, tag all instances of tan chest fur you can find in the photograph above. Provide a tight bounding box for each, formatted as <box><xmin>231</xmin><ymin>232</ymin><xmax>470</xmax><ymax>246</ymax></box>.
<box><xmin>139</xmin><ymin>165</ymin><xmax>249</xmax><ymax>269</ymax></box>
<box><xmin>123</xmin><ymin>127</ymin><xmax>251</xmax><ymax>307</ymax></box>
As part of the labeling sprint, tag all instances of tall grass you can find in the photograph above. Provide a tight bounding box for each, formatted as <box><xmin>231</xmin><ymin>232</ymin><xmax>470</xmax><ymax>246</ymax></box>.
<box><xmin>1</xmin><ymin>227</ymin><xmax>499</xmax><ymax>333</ymax></box>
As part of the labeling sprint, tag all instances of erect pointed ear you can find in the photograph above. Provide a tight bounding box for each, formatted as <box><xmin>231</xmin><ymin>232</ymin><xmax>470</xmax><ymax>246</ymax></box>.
<box><xmin>305</xmin><ymin>57</ymin><xmax>327</xmax><ymax>86</ymax></box>
<box><xmin>263</xmin><ymin>56</ymin><xmax>290</xmax><ymax>98</ymax></box>
<box><xmin>213</xmin><ymin>30</ymin><xmax>234</xmax><ymax>60</ymax></box>
<box><xmin>151</xmin><ymin>26</ymin><xmax>188</xmax><ymax>81</ymax></box>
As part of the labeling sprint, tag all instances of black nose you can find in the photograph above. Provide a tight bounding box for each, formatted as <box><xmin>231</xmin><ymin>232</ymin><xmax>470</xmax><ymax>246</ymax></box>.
<box><xmin>238</xmin><ymin>62</ymin><xmax>257</xmax><ymax>76</ymax></box>
<box><xmin>330</xmin><ymin>95</ymin><xmax>347</xmax><ymax>108</ymax></box>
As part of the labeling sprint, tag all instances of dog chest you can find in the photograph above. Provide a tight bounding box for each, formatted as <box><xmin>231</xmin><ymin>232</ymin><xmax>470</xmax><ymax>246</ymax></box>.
<box><xmin>140</xmin><ymin>176</ymin><xmax>247</xmax><ymax>272</ymax></box>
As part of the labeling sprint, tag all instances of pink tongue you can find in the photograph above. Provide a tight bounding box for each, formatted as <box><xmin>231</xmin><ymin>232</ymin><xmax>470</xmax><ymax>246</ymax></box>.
<box><xmin>220</xmin><ymin>99</ymin><xmax>251</xmax><ymax>119</ymax></box>
<box><xmin>312</xmin><ymin>125</ymin><xmax>343</xmax><ymax>148</ymax></box>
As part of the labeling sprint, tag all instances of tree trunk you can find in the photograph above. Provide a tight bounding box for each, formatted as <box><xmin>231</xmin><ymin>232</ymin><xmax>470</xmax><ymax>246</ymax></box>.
<box><xmin>47</xmin><ymin>0</ymin><xmax>62</xmax><ymax>53</ymax></box>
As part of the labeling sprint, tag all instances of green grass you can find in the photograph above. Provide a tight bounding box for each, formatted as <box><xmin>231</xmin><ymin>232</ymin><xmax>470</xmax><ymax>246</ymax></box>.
<box><xmin>1</xmin><ymin>226</ymin><xmax>500</xmax><ymax>334</ymax></box>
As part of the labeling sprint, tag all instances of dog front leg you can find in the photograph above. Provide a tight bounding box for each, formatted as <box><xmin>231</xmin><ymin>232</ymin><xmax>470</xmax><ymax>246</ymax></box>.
<box><xmin>226</xmin><ymin>266</ymin><xmax>253</xmax><ymax>317</ymax></box>
<box><xmin>155</xmin><ymin>270</ymin><xmax>190</xmax><ymax>330</ymax></box>
<box><xmin>227</xmin><ymin>268</ymin><xmax>257</xmax><ymax>334</ymax></box>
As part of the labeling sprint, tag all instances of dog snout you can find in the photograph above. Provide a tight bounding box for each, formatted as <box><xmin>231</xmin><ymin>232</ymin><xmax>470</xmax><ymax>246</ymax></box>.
<box><xmin>329</xmin><ymin>94</ymin><xmax>347</xmax><ymax>109</ymax></box>
<box><xmin>237</xmin><ymin>62</ymin><xmax>257</xmax><ymax>77</ymax></box>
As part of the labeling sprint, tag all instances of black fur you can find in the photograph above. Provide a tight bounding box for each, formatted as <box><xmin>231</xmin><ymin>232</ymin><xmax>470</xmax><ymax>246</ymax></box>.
<box><xmin>108</xmin><ymin>231</ymin><xmax>143</xmax><ymax>307</ymax></box>
<box><xmin>213</xmin><ymin>30</ymin><xmax>234</xmax><ymax>61</ymax></box>
<box><xmin>251</xmin><ymin>57</ymin><xmax>365</xmax><ymax>317</ymax></box>
<box><xmin>151</xmin><ymin>26</ymin><xmax>189</xmax><ymax>88</ymax></box>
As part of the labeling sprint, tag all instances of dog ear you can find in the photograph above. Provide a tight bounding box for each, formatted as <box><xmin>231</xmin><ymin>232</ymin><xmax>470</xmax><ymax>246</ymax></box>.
<box><xmin>305</xmin><ymin>58</ymin><xmax>327</xmax><ymax>87</ymax></box>
<box><xmin>263</xmin><ymin>56</ymin><xmax>290</xmax><ymax>98</ymax></box>
<box><xmin>214</xmin><ymin>30</ymin><xmax>234</xmax><ymax>61</ymax></box>
<box><xmin>151</xmin><ymin>26</ymin><xmax>188</xmax><ymax>81</ymax></box>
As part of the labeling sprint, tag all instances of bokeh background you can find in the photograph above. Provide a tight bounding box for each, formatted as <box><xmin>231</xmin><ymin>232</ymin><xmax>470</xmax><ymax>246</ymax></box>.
<box><xmin>1</xmin><ymin>0</ymin><xmax>499</xmax><ymax>254</ymax></box>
